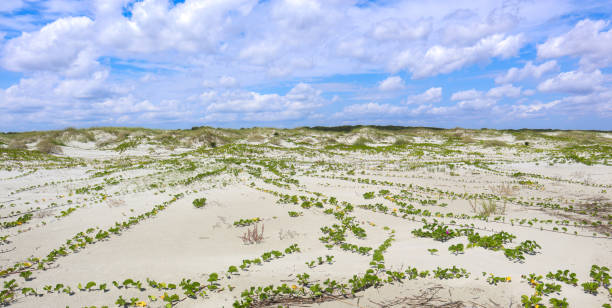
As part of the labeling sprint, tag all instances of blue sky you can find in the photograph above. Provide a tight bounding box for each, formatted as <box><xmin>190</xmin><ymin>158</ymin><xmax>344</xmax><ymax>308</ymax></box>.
<box><xmin>0</xmin><ymin>0</ymin><xmax>611</xmax><ymax>131</ymax></box>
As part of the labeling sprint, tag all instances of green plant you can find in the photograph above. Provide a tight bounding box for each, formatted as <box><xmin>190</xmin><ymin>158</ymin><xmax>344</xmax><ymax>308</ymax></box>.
<box><xmin>448</xmin><ymin>243</ymin><xmax>464</xmax><ymax>255</ymax></box>
<box><xmin>546</xmin><ymin>269</ymin><xmax>578</xmax><ymax>286</ymax></box>
<box><xmin>18</xmin><ymin>271</ymin><xmax>32</xmax><ymax>281</ymax></box>
<box><xmin>582</xmin><ymin>281</ymin><xmax>599</xmax><ymax>294</ymax></box>
<box><xmin>504</xmin><ymin>247</ymin><xmax>525</xmax><ymax>262</ymax></box>
<box><xmin>521</xmin><ymin>294</ymin><xmax>543</xmax><ymax>308</ymax></box>
<box><xmin>288</xmin><ymin>211</ymin><xmax>302</xmax><ymax>217</ymax></box>
<box><xmin>432</xmin><ymin>266</ymin><xmax>469</xmax><ymax>279</ymax></box>
<box><xmin>192</xmin><ymin>197</ymin><xmax>207</xmax><ymax>208</ymax></box>
<box><xmin>581</xmin><ymin>265</ymin><xmax>611</xmax><ymax>295</ymax></box>
<box><xmin>228</xmin><ymin>265</ymin><xmax>238</xmax><ymax>275</ymax></box>
<box><xmin>517</xmin><ymin>240</ymin><xmax>541</xmax><ymax>255</ymax></box>
<box><xmin>234</xmin><ymin>217</ymin><xmax>261</xmax><ymax>227</ymax></box>
<box><xmin>548</xmin><ymin>297</ymin><xmax>568</xmax><ymax>308</ymax></box>
<box><xmin>208</xmin><ymin>273</ymin><xmax>219</xmax><ymax>284</ymax></box>
<box><xmin>363</xmin><ymin>192</ymin><xmax>375</xmax><ymax>199</ymax></box>
<box><xmin>589</xmin><ymin>265</ymin><xmax>610</xmax><ymax>287</ymax></box>
<box><xmin>486</xmin><ymin>274</ymin><xmax>511</xmax><ymax>285</ymax></box>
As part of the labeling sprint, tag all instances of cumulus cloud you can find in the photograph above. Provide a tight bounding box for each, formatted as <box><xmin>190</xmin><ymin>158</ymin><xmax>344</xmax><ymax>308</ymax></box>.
<box><xmin>405</xmin><ymin>87</ymin><xmax>442</xmax><ymax>104</ymax></box>
<box><xmin>0</xmin><ymin>1</ymin><xmax>607</xmax><ymax>129</ymax></box>
<box><xmin>337</xmin><ymin>102</ymin><xmax>408</xmax><ymax>117</ymax></box>
<box><xmin>378</xmin><ymin>76</ymin><xmax>405</xmax><ymax>91</ymax></box>
<box><xmin>97</xmin><ymin>0</ymin><xmax>255</xmax><ymax>54</ymax></box>
<box><xmin>538</xmin><ymin>19</ymin><xmax>612</xmax><ymax>69</ymax></box>
<box><xmin>537</xmin><ymin>70</ymin><xmax>604</xmax><ymax>94</ymax></box>
<box><xmin>1</xmin><ymin>16</ymin><xmax>97</xmax><ymax>76</ymax></box>
<box><xmin>440</xmin><ymin>7</ymin><xmax>518</xmax><ymax>46</ymax></box>
<box><xmin>202</xmin><ymin>83</ymin><xmax>327</xmax><ymax>121</ymax></box>
<box><xmin>203</xmin><ymin>76</ymin><xmax>239</xmax><ymax>88</ymax></box>
<box><xmin>93</xmin><ymin>96</ymin><xmax>158</xmax><ymax>114</ymax></box>
<box><xmin>487</xmin><ymin>84</ymin><xmax>522</xmax><ymax>98</ymax></box>
<box><xmin>393</xmin><ymin>33</ymin><xmax>525</xmax><ymax>78</ymax></box>
<box><xmin>0</xmin><ymin>0</ymin><xmax>537</xmax><ymax>81</ymax></box>
<box><xmin>219</xmin><ymin>76</ymin><xmax>238</xmax><ymax>88</ymax></box>
<box><xmin>451</xmin><ymin>84</ymin><xmax>522</xmax><ymax>101</ymax></box>
<box><xmin>53</xmin><ymin>70</ymin><xmax>128</xmax><ymax>100</ymax></box>
<box><xmin>451</xmin><ymin>89</ymin><xmax>482</xmax><ymax>101</ymax></box>
<box><xmin>456</xmin><ymin>98</ymin><xmax>496</xmax><ymax>110</ymax></box>
<box><xmin>508</xmin><ymin>101</ymin><xmax>560</xmax><ymax>119</ymax></box>
<box><xmin>495</xmin><ymin>60</ymin><xmax>559</xmax><ymax>84</ymax></box>
<box><xmin>371</xmin><ymin>18</ymin><xmax>432</xmax><ymax>41</ymax></box>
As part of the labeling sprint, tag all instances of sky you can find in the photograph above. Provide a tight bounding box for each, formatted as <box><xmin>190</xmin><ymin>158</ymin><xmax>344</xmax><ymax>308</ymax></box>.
<box><xmin>0</xmin><ymin>0</ymin><xmax>611</xmax><ymax>132</ymax></box>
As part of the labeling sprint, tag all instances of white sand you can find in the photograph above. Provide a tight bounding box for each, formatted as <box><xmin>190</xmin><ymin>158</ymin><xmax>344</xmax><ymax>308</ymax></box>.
<box><xmin>1</xmin><ymin>130</ymin><xmax>611</xmax><ymax>307</ymax></box>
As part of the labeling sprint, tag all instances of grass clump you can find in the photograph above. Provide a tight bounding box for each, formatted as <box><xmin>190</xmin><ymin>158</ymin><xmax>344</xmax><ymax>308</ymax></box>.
<box><xmin>469</xmin><ymin>199</ymin><xmax>502</xmax><ymax>217</ymax></box>
<box><xmin>114</xmin><ymin>140</ymin><xmax>139</xmax><ymax>153</ymax></box>
<box><xmin>352</xmin><ymin>136</ymin><xmax>372</xmax><ymax>146</ymax></box>
<box><xmin>7</xmin><ymin>139</ymin><xmax>27</xmax><ymax>150</ymax></box>
<box><xmin>36</xmin><ymin>139</ymin><xmax>63</xmax><ymax>154</ymax></box>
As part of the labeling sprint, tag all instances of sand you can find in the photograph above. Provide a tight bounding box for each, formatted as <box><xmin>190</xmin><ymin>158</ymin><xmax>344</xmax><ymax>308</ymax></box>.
<box><xmin>0</xmin><ymin>128</ymin><xmax>611</xmax><ymax>307</ymax></box>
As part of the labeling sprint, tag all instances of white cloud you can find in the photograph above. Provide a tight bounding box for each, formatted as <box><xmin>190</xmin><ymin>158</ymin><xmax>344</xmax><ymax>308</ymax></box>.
<box><xmin>239</xmin><ymin>41</ymin><xmax>281</xmax><ymax>66</ymax></box>
<box><xmin>201</xmin><ymin>83</ymin><xmax>327</xmax><ymax>121</ymax></box>
<box><xmin>487</xmin><ymin>84</ymin><xmax>522</xmax><ymax>98</ymax></box>
<box><xmin>53</xmin><ymin>70</ymin><xmax>128</xmax><ymax>100</ymax></box>
<box><xmin>371</xmin><ymin>18</ymin><xmax>432</xmax><ymax>41</ymax></box>
<box><xmin>97</xmin><ymin>0</ymin><xmax>256</xmax><ymax>54</ymax></box>
<box><xmin>405</xmin><ymin>87</ymin><xmax>442</xmax><ymax>104</ymax></box>
<box><xmin>1</xmin><ymin>16</ymin><xmax>97</xmax><ymax>76</ymax></box>
<box><xmin>451</xmin><ymin>89</ymin><xmax>482</xmax><ymax>101</ymax></box>
<box><xmin>203</xmin><ymin>76</ymin><xmax>239</xmax><ymax>88</ymax></box>
<box><xmin>440</xmin><ymin>7</ymin><xmax>518</xmax><ymax>46</ymax></box>
<box><xmin>393</xmin><ymin>33</ymin><xmax>525</xmax><ymax>78</ymax></box>
<box><xmin>538</xmin><ymin>19</ymin><xmax>612</xmax><ymax>69</ymax></box>
<box><xmin>495</xmin><ymin>60</ymin><xmax>559</xmax><ymax>84</ymax></box>
<box><xmin>93</xmin><ymin>96</ymin><xmax>158</xmax><ymax>114</ymax></box>
<box><xmin>340</xmin><ymin>102</ymin><xmax>407</xmax><ymax>116</ymax></box>
<box><xmin>451</xmin><ymin>84</ymin><xmax>522</xmax><ymax>101</ymax></box>
<box><xmin>0</xmin><ymin>0</ymin><xmax>546</xmax><ymax>82</ymax></box>
<box><xmin>522</xmin><ymin>89</ymin><xmax>535</xmax><ymax>96</ymax></box>
<box><xmin>1</xmin><ymin>0</ymin><xmax>608</xmax><ymax>129</ymax></box>
<box><xmin>378</xmin><ymin>76</ymin><xmax>405</xmax><ymax>91</ymax></box>
<box><xmin>219</xmin><ymin>76</ymin><xmax>238</xmax><ymax>88</ymax></box>
<box><xmin>509</xmin><ymin>101</ymin><xmax>560</xmax><ymax>119</ymax></box>
<box><xmin>456</xmin><ymin>98</ymin><xmax>496</xmax><ymax>110</ymax></box>
<box><xmin>537</xmin><ymin>70</ymin><xmax>604</xmax><ymax>94</ymax></box>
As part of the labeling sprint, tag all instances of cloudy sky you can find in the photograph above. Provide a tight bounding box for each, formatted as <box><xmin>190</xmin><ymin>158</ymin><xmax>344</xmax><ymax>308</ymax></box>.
<box><xmin>0</xmin><ymin>0</ymin><xmax>611</xmax><ymax>131</ymax></box>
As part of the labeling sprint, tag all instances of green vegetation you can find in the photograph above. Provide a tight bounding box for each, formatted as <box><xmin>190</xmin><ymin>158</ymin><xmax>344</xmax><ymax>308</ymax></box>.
<box><xmin>192</xmin><ymin>197</ymin><xmax>207</xmax><ymax>208</ymax></box>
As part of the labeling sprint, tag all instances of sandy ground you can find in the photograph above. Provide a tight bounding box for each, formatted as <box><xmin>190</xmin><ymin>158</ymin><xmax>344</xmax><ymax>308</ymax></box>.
<box><xmin>1</xmin><ymin>133</ymin><xmax>611</xmax><ymax>308</ymax></box>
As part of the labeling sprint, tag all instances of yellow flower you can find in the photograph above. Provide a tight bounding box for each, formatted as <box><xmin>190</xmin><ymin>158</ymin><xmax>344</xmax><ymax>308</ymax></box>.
<box><xmin>135</xmin><ymin>301</ymin><xmax>147</xmax><ymax>307</ymax></box>
<box><xmin>291</xmin><ymin>285</ymin><xmax>297</xmax><ymax>290</ymax></box>
<box><xmin>23</xmin><ymin>262</ymin><xmax>32</xmax><ymax>267</ymax></box>
<box><xmin>160</xmin><ymin>295</ymin><xmax>165</xmax><ymax>300</ymax></box>
<box><xmin>535</xmin><ymin>305</ymin><xmax>539</xmax><ymax>308</ymax></box>
<box><xmin>392</xmin><ymin>208</ymin><xmax>397</xmax><ymax>212</ymax></box>
<box><xmin>506</xmin><ymin>277</ymin><xmax>511</xmax><ymax>282</ymax></box>
<box><xmin>17</xmin><ymin>222</ymin><xmax>22</xmax><ymax>225</ymax></box>
<box><xmin>530</xmin><ymin>279</ymin><xmax>535</xmax><ymax>285</ymax></box>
